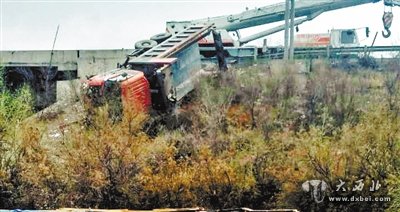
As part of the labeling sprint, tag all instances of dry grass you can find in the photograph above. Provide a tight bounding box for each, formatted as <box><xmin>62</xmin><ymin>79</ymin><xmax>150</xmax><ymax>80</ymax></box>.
<box><xmin>1</xmin><ymin>61</ymin><xmax>400</xmax><ymax>211</ymax></box>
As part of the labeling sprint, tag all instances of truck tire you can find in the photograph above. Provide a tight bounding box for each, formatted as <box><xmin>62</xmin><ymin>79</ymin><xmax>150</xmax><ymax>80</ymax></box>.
<box><xmin>150</xmin><ymin>33</ymin><xmax>172</xmax><ymax>44</ymax></box>
<box><xmin>135</xmin><ymin>40</ymin><xmax>157</xmax><ymax>50</ymax></box>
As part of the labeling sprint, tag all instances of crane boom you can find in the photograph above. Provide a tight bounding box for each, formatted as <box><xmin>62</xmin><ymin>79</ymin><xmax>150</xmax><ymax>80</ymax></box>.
<box><xmin>166</xmin><ymin>0</ymin><xmax>399</xmax><ymax>45</ymax></box>
<box><xmin>385</xmin><ymin>0</ymin><xmax>400</xmax><ymax>6</ymax></box>
<box><xmin>192</xmin><ymin>0</ymin><xmax>379</xmax><ymax>31</ymax></box>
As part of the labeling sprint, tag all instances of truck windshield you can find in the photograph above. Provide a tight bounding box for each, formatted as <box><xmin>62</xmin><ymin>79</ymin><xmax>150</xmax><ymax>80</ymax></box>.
<box><xmin>341</xmin><ymin>30</ymin><xmax>356</xmax><ymax>44</ymax></box>
<box><xmin>86</xmin><ymin>82</ymin><xmax>123</xmax><ymax>121</ymax></box>
<box><xmin>86</xmin><ymin>86</ymin><xmax>103</xmax><ymax>106</ymax></box>
<box><xmin>104</xmin><ymin>81</ymin><xmax>123</xmax><ymax>121</ymax></box>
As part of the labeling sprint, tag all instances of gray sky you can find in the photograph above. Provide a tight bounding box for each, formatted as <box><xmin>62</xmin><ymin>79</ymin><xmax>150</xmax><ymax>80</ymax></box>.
<box><xmin>1</xmin><ymin>0</ymin><xmax>400</xmax><ymax>51</ymax></box>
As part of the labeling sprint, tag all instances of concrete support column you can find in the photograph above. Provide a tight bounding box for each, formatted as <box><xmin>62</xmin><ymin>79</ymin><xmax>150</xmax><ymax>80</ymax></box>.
<box><xmin>289</xmin><ymin>0</ymin><xmax>296</xmax><ymax>60</ymax></box>
<box><xmin>284</xmin><ymin>0</ymin><xmax>290</xmax><ymax>60</ymax></box>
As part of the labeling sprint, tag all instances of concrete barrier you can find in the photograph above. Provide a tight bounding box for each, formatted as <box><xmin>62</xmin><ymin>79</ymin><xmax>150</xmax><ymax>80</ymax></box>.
<box><xmin>0</xmin><ymin>49</ymin><xmax>133</xmax><ymax>102</ymax></box>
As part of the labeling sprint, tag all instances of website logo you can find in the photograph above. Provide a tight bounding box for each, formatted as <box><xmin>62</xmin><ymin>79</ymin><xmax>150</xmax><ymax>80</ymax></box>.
<box><xmin>302</xmin><ymin>180</ymin><xmax>328</xmax><ymax>203</ymax></box>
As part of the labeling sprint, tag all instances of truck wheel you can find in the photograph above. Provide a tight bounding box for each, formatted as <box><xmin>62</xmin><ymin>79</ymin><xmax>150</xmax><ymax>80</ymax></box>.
<box><xmin>150</xmin><ymin>33</ymin><xmax>172</xmax><ymax>44</ymax></box>
<box><xmin>135</xmin><ymin>40</ymin><xmax>157</xmax><ymax>50</ymax></box>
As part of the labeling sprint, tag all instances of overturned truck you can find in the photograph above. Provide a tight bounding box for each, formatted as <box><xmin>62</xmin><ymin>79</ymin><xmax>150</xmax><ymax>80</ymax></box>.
<box><xmin>85</xmin><ymin>24</ymin><xmax>223</xmax><ymax>114</ymax></box>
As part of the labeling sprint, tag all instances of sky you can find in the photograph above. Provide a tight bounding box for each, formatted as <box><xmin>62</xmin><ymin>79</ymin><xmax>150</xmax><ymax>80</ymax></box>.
<box><xmin>1</xmin><ymin>0</ymin><xmax>400</xmax><ymax>51</ymax></box>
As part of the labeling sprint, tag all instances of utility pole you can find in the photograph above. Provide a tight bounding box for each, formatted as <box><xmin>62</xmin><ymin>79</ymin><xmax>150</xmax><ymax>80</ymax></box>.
<box><xmin>46</xmin><ymin>24</ymin><xmax>60</xmax><ymax>106</ymax></box>
<box><xmin>283</xmin><ymin>0</ymin><xmax>290</xmax><ymax>60</ymax></box>
<box><xmin>49</xmin><ymin>25</ymin><xmax>60</xmax><ymax>69</ymax></box>
<box><xmin>289</xmin><ymin>0</ymin><xmax>296</xmax><ymax>60</ymax></box>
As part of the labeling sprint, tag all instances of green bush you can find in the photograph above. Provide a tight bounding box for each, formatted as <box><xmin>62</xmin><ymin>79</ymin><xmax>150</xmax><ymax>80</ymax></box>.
<box><xmin>0</xmin><ymin>67</ymin><xmax>35</xmax><ymax>208</ymax></box>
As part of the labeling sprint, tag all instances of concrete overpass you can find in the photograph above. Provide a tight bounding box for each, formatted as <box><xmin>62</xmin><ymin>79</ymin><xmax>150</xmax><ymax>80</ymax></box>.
<box><xmin>0</xmin><ymin>49</ymin><xmax>132</xmax><ymax>108</ymax></box>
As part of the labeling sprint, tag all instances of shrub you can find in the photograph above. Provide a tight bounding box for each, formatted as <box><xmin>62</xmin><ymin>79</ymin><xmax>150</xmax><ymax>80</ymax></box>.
<box><xmin>0</xmin><ymin>67</ymin><xmax>35</xmax><ymax>208</ymax></box>
<box><xmin>59</xmin><ymin>106</ymin><xmax>150</xmax><ymax>208</ymax></box>
<box><xmin>1</xmin><ymin>62</ymin><xmax>400</xmax><ymax>211</ymax></box>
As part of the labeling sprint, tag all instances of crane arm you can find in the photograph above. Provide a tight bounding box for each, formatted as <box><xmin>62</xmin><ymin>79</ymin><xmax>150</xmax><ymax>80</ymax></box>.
<box><xmin>166</xmin><ymin>0</ymin><xmax>400</xmax><ymax>44</ymax></box>
<box><xmin>238</xmin><ymin>10</ymin><xmax>323</xmax><ymax>45</ymax></box>
<box><xmin>184</xmin><ymin>0</ymin><xmax>381</xmax><ymax>31</ymax></box>
<box><xmin>384</xmin><ymin>0</ymin><xmax>400</xmax><ymax>6</ymax></box>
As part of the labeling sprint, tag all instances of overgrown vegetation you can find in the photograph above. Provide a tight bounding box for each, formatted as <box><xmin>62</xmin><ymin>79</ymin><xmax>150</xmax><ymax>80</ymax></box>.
<box><xmin>0</xmin><ymin>61</ymin><xmax>400</xmax><ymax>211</ymax></box>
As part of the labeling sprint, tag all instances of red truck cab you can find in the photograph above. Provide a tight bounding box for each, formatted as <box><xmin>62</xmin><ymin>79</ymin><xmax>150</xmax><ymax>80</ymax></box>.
<box><xmin>85</xmin><ymin>69</ymin><xmax>152</xmax><ymax>112</ymax></box>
